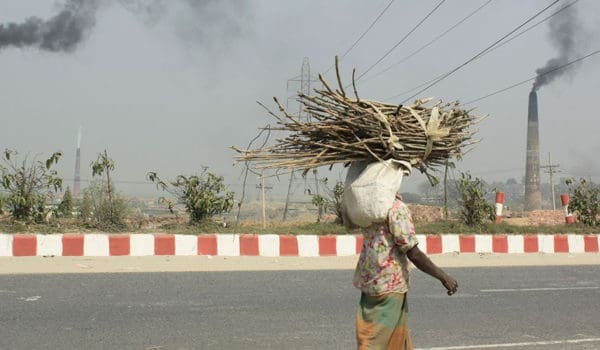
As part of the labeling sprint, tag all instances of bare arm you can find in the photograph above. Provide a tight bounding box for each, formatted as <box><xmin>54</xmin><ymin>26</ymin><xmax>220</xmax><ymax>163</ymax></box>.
<box><xmin>407</xmin><ymin>245</ymin><xmax>458</xmax><ymax>296</ymax></box>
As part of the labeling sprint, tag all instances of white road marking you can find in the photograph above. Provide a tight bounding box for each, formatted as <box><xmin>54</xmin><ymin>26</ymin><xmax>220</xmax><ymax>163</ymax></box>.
<box><xmin>419</xmin><ymin>293</ymin><xmax>479</xmax><ymax>299</ymax></box>
<box><xmin>480</xmin><ymin>286</ymin><xmax>599</xmax><ymax>293</ymax></box>
<box><xmin>415</xmin><ymin>337</ymin><xmax>600</xmax><ymax>350</ymax></box>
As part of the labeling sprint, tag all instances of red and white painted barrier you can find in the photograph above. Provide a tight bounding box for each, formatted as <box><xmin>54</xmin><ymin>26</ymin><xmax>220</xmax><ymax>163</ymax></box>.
<box><xmin>0</xmin><ymin>233</ymin><xmax>598</xmax><ymax>257</ymax></box>
<box><xmin>495</xmin><ymin>192</ymin><xmax>505</xmax><ymax>223</ymax></box>
<box><xmin>561</xmin><ymin>193</ymin><xmax>575</xmax><ymax>224</ymax></box>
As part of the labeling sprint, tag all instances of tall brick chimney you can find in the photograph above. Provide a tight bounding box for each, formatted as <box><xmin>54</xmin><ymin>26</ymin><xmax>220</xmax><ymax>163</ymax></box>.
<box><xmin>73</xmin><ymin>127</ymin><xmax>81</xmax><ymax>198</ymax></box>
<box><xmin>524</xmin><ymin>90</ymin><xmax>542</xmax><ymax>211</ymax></box>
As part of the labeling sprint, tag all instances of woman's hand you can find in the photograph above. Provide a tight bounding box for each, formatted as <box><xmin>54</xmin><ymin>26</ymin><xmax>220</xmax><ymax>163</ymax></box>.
<box><xmin>407</xmin><ymin>246</ymin><xmax>459</xmax><ymax>296</ymax></box>
<box><xmin>441</xmin><ymin>275</ymin><xmax>458</xmax><ymax>296</ymax></box>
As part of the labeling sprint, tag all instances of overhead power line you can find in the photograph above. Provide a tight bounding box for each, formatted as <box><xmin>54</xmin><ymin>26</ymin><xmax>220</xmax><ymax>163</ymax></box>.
<box><xmin>355</xmin><ymin>0</ymin><xmax>447</xmax><ymax>81</ymax></box>
<box><xmin>322</xmin><ymin>0</ymin><xmax>396</xmax><ymax>75</ymax></box>
<box><xmin>384</xmin><ymin>72</ymin><xmax>445</xmax><ymax>101</ymax></box>
<box><xmin>361</xmin><ymin>0</ymin><xmax>493</xmax><ymax>85</ymax></box>
<box><xmin>399</xmin><ymin>0</ymin><xmax>563</xmax><ymax>103</ymax></box>
<box><xmin>385</xmin><ymin>0</ymin><xmax>579</xmax><ymax>101</ymax></box>
<box><xmin>481</xmin><ymin>0</ymin><xmax>580</xmax><ymax>56</ymax></box>
<box><xmin>463</xmin><ymin>48</ymin><xmax>600</xmax><ymax>105</ymax></box>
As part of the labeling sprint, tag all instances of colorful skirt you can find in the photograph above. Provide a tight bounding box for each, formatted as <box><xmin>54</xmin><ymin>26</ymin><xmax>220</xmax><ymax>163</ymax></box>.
<box><xmin>356</xmin><ymin>292</ymin><xmax>412</xmax><ymax>350</ymax></box>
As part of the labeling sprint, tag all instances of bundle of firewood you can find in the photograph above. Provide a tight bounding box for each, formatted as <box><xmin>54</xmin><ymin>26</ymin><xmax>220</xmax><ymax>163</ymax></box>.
<box><xmin>233</xmin><ymin>58</ymin><xmax>484</xmax><ymax>178</ymax></box>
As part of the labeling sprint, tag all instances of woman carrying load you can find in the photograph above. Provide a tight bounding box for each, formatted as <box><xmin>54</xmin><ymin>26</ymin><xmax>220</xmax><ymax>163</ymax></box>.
<box><xmin>345</xmin><ymin>160</ymin><xmax>458</xmax><ymax>350</ymax></box>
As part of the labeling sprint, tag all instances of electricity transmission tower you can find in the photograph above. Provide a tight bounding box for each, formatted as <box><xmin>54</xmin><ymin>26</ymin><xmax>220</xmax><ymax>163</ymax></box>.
<box><xmin>286</xmin><ymin>57</ymin><xmax>318</xmax><ymax>121</ymax></box>
<box><xmin>282</xmin><ymin>57</ymin><xmax>320</xmax><ymax>221</ymax></box>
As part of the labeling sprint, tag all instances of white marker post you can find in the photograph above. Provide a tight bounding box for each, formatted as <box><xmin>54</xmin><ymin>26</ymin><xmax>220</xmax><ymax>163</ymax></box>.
<box><xmin>495</xmin><ymin>192</ymin><xmax>505</xmax><ymax>223</ymax></box>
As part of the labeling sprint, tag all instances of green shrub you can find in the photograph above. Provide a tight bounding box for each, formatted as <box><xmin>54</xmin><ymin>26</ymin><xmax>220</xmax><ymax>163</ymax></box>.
<box><xmin>0</xmin><ymin>149</ymin><xmax>62</xmax><ymax>222</ymax></box>
<box><xmin>457</xmin><ymin>172</ymin><xmax>495</xmax><ymax>227</ymax></box>
<box><xmin>79</xmin><ymin>181</ymin><xmax>128</xmax><ymax>231</ymax></box>
<box><xmin>566</xmin><ymin>178</ymin><xmax>600</xmax><ymax>226</ymax></box>
<box><xmin>57</xmin><ymin>187</ymin><xmax>73</xmax><ymax>218</ymax></box>
<box><xmin>148</xmin><ymin>167</ymin><xmax>234</xmax><ymax>225</ymax></box>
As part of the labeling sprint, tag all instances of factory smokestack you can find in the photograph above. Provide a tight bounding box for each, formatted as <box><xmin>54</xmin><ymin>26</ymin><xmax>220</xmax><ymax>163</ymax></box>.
<box><xmin>523</xmin><ymin>3</ymin><xmax>588</xmax><ymax>211</ymax></box>
<box><xmin>524</xmin><ymin>90</ymin><xmax>542</xmax><ymax>211</ymax></box>
<box><xmin>73</xmin><ymin>127</ymin><xmax>82</xmax><ymax>198</ymax></box>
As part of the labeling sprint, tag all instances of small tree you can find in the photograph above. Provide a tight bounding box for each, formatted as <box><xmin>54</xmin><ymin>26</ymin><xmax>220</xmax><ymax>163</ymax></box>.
<box><xmin>565</xmin><ymin>178</ymin><xmax>600</xmax><ymax>226</ymax></box>
<box><xmin>0</xmin><ymin>149</ymin><xmax>62</xmax><ymax>221</ymax></box>
<box><xmin>311</xmin><ymin>194</ymin><xmax>327</xmax><ymax>223</ymax></box>
<box><xmin>457</xmin><ymin>172</ymin><xmax>495</xmax><ymax>226</ymax></box>
<box><xmin>310</xmin><ymin>179</ymin><xmax>345</xmax><ymax>224</ymax></box>
<box><xmin>91</xmin><ymin>150</ymin><xmax>116</xmax><ymax>221</ymax></box>
<box><xmin>147</xmin><ymin>168</ymin><xmax>234</xmax><ymax>224</ymax></box>
<box><xmin>57</xmin><ymin>187</ymin><xmax>73</xmax><ymax>218</ymax></box>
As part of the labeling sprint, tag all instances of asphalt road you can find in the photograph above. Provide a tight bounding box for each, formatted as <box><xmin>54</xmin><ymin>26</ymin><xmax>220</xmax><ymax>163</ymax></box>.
<box><xmin>1</xmin><ymin>266</ymin><xmax>600</xmax><ymax>350</ymax></box>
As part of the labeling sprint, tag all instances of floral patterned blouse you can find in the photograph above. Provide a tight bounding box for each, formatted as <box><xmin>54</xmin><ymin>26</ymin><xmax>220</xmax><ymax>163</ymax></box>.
<box><xmin>353</xmin><ymin>196</ymin><xmax>419</xmax><ymax>295</ymax></box>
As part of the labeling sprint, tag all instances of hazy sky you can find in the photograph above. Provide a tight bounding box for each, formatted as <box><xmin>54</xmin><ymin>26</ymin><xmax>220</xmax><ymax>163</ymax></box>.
<box><xmin>1</xmin><ymin>0</ymin><xmax>599</xmax><ymax>198</ymax></box>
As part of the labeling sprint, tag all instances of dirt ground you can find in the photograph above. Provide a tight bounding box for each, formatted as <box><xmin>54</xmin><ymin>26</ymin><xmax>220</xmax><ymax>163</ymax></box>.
<box><xmin>0</xmin><ymin>253</ymin><xmax>599</xmax><ymax>275</ymax></box>
<box><xmin>503</xmin><ymin>210</ymin><xmax>566</xmax><ymax>226</ymax></box>
<box><xmin>407</xmin><ymin>205</ymin><xmax>567</xmax><ymax>226</ymax></box>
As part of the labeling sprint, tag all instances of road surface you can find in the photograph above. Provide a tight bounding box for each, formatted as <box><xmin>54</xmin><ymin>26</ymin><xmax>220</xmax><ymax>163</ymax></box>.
<box><xmin>1</xmin><ymin>258</ymin><xmax>599</xmax><ymax>349</ymax></box>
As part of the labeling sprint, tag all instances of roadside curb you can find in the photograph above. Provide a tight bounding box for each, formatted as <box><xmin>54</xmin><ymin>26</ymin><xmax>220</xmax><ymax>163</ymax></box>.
<box><xmin>1</xmin><ymin>233</ymin><xmax>599</xmax><ymax>257</ymax></box>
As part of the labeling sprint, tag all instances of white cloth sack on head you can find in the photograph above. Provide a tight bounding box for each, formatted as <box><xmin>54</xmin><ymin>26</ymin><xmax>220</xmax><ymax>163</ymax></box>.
<box><xmin>342</xmin><ymin>159</ymin><xmax>411</xmax><ymax>228</ymax></box>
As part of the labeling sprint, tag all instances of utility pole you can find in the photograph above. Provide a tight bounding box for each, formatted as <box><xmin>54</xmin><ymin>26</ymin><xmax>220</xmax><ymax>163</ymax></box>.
<box><xmin>540</xmin><ymin>152</ymin><xmax>560</xmax><ymax>210</ymax></box>
<box><xmin>261</xmin><ymin>174</ymin><xmax>266</xmax><ymax>229</ymax></box>
<box><xmin>443</xmin><ymin>159</ymin><xmax>449</xmax><ymax>219</ymax></box>
<box><xmin>256</xmin><ymin>174</ymin><xmax>272</xmax><ymax>229</ymax></box>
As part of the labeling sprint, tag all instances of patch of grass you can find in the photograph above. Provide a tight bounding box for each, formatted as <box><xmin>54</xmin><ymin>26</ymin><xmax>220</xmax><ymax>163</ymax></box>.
<box><xmin>415</xmin><ymin>220</ymin><xmax>595</xmax><ymax>234</ymax></box>
<box><xmin>154</xmin><ymin>221</ymin><xmax>233</xmax><ymax>234</ymax></box>
<box><xmin>0</xmin><ymin>217</ymin><xmax>598</xmax><ymax>235</ymax></box>
<box><xmin>0</xmin><ymin>221</ymin><xmax>80</xmax><ymax>234</ymax></box>
<box><xmin>0</xmin><ymin>221</ymin><xmax>29</xmax><ymax>233</ymax></box>
<box><xmin>0</xmin><ymin>218</ymin><xmax>130</xmax><ymax>234</ymax></box>
<box><xmin>151</xmin><ymin>220</ymin><xmax>361</xmax><ymax>235</ymax></box>
<box><xmin>275</xmin><ymin>222</ymin><xmax>361</xmax><ymax>235</ymax></box>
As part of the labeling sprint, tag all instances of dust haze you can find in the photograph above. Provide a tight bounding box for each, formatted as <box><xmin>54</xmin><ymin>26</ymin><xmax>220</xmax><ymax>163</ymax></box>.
<box><xmin>0</xmin><ymin>0</ymin><xmax>599</xmax><ymax>200</ymax></box>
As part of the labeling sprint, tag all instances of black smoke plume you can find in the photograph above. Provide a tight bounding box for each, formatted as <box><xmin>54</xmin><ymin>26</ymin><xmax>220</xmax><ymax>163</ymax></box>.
<box><xmin>0</xmin><ymin>0</ymin><xmax>100</xmax><ymax>52</ymax></box>
<box><xmin>0</xmin><ymin>0</ymin><xmax>251</xmax><ymax>53</ymax></box>
<box><xmin>532</xmin><ymin>5</ymin><xmax>589</xmax><ymax>91</ymax></box>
